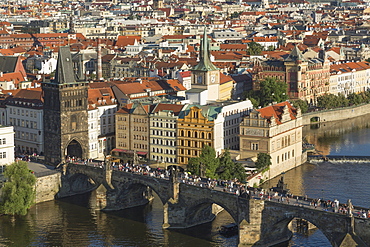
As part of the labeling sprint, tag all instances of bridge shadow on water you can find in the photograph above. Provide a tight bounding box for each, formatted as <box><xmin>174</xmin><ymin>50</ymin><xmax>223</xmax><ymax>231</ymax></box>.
<box><xmin>57</xmin><ymin>190</ymin><xmax>239</xmax><ymax>246</ymax></box>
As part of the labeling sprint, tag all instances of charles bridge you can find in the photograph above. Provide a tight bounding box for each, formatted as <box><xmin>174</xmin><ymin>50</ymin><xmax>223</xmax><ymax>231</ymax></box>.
<box><xmin>56</xmin><ymin>163</ymin><xmax>370</xmax><ymax>246</ymax></box>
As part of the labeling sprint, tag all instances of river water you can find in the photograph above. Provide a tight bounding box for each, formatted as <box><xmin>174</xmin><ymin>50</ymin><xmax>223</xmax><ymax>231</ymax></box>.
<box><xmin>1</xmin><ymin>115</ymin><xmax>370</xmax><ymax>247</ymax></box>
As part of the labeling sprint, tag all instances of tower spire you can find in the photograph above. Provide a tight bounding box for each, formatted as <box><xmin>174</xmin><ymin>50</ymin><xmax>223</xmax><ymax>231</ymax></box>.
<box><xmin>54</xmin><ymin>46</ymin><xmax>76</xmax><ymax>84</ymax></box>
<box><xmin>192</xmin><ymin>26</ymin><xmax>218</xmax><ymax>71</ymax></box>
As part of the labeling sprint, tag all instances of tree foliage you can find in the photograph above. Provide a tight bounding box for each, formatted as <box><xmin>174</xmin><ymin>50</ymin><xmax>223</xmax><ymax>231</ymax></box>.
<box><xmin>244</xmin><ymin>77</ymin><xmax>288</xmax><ymax>107</ymax></box>
<box><xmin>259</xmin><ymin>77</ymin><xmax>288</xmax><ymax>106</ymax></box>
<box><xmin>217</xmin><ymin>149</ymin><xmax>246</xmax><ymax>182</ymax></box>
<box><xmin>317</xmin><ymin>92</ymin><xmax>370</xmax><ymax>109</ymax></box>
<box><xmin>292</xmin><ymin>99</ymin><xmax>308</xmax><ymax>113</ymax></box>
<box><xmin>187</xmin><ymin>146</ymin><xmax>246</xmax><ymax>181</ymax></box>
<box><xmin>247</xmin><ymin>42</ymin><xmax>264</xmax><ymax>55</ymax></box>
<box><xmin>187</xmin><ymin>145</ymin><xmax>219</xmax><ymax>179</ymax></box>
<box><xmin>255</xmin><ymin>153</ymin><xmax>271</xmax><ymax>171</ymax></box>
<box><xmin>317</xmin><ymin>94</ymin><xmax>348</xmax><ymax>109</ymax></box>
<box><xmin>230</xmin><ymin>11</ymin><xmax>243</xmax><ymax>19</ymax></box>
<box><xmin>0</xmin><ymin>161</ymin><xmax>36</xmax><ymax>216</ymax></box>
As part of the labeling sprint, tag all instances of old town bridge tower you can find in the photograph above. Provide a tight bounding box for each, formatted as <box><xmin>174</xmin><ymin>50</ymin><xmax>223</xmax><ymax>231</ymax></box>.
<box><xmin>42</xmin><ymin>46</ymin><xmax>89</xmax><ymax>165</ymax></box>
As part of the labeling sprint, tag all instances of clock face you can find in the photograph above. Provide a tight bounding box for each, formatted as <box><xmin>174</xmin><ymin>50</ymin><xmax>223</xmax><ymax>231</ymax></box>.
<box><xmin>211</xmin><ymin>75</ymin><xmax>216</xmax><ymax>83</ymax></box>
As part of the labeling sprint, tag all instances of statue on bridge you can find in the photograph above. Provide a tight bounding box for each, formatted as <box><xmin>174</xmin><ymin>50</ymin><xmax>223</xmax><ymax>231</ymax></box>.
<box><xmin>347</xmin><ymin>199</ymin><xmax>353</xmax><ymax>217</ymax></box>
<box><xmin>272</xmin><ymin>174</ymin><xmax>290</xmax><ymax>195</ymax></box>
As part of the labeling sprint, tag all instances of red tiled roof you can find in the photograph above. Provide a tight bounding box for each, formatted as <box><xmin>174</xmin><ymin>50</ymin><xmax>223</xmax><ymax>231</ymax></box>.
<box><xmin>257</xmin><ymin>101</ymin><xmax>297</xmax><ymax>125</ymax></box>
<box><xmin>219</xmin><ymin>73</ymin><xmax>234</xmax><ymax>85</ymax></box>
<box><xmin>115</xmin><ymin>36</ymin><xmax>141</xmax><ymax>47</ymax></box>
<box><xmin>152</xmin><ymin>103</ymin><xmax>184</xmax><ymax>116</ymax></box>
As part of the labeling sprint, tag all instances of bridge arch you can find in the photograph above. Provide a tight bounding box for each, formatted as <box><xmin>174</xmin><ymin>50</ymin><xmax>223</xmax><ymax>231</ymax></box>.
<box><xmin>57</xmin><ymin>170</ymin><xmax>102</xmax><ymax>199</ymax></box>
<box><xmin>185</xmin><ymin>198</ymin><xmax>238</xmax><ymax>227</ymax></box>
<box><xmin>310</xmin><ymin>116</ymin><xmax>320</xmax><ymax>123</ymax></box>
<box><xmin>113</xmin><ymin>180</ymin><xmax>170</xmax><ymax>209</ymax></box>
<box><xmin>264</xmin><ymin>204</ymin><xmax>350</xmax><ymax>246</ymax></box>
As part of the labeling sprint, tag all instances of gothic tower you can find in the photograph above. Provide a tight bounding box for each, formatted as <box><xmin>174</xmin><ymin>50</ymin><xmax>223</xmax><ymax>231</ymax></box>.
<box><xmin>191</xmin><ymin>27</ymin><xmax>220</xmax><ymax>101</ymax></box>
<box><xmin>284</xmin><ymin>45</ymin><xmax>308</xmax><ymax>100</ymax></box>
<box><xmin>42</xmin><ymin>46</ymin><xmax>89</xmax><ymax>165</ymax></box>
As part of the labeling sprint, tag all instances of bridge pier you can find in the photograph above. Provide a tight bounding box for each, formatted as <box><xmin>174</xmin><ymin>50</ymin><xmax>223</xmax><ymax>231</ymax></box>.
<box><xmin>163</xmin><ymin>200</ymin><xmax>218</xmax><ymax>229</ymax></box>
<box><xmin>96</xmin><ymin>184</ymin><xmax>108</xmax><ymax>210</ymax></box>
<box><xmin>238</xmin><ymin>200</ymin><xmax>292</xmax><ymax>246</ymax></box>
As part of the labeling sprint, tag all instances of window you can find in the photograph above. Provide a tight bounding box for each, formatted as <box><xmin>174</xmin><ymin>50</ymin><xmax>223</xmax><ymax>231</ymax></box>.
<box><xmin>251</xmin><ymin>143</ymin><xmax>259</xmax><ymax>150</ymax></box>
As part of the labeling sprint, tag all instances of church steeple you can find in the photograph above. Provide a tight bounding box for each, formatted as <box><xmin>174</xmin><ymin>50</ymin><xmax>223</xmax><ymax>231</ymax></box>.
<box><xmin>192</xmin><ymin>27</ymin><xmax>218</xmax><ymax>72</ymax></box>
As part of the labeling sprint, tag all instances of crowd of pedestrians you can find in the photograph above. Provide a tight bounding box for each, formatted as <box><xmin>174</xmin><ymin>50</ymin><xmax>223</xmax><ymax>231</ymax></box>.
<box><xmin>70</xmin><ymin>159</ymin><xmax>370</xmax><ymax>219</ymax></box>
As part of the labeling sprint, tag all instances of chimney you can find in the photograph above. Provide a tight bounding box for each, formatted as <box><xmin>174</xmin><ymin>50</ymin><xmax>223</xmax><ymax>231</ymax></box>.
<box><xmin>97</xmin><ymin>38</ymin><xmax>103</xmax><ymax>81</ymax></box>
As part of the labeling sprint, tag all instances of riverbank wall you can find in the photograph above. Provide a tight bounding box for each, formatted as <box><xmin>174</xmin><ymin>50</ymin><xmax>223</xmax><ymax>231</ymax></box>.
<box><xmin>302</xmin><ymin>103</ymin><xmax>370</xmax><ymax>125</ymax></box>
<box><xmin>247</xmin><ymin>151</ymin><xmax>307</xmax><ymax>187</ymax></box>
<box><xmin>35</xmin><ymin>172</ymin><xmax>61</xmax><ymax>204</ymax></box>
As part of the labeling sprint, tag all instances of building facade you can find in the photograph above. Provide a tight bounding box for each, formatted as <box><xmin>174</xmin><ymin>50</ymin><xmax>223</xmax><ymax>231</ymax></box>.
<box><xmin>239</xmin><ymin>101</ymin><xmax>303</xmax><ymax>178</ymax></box>
<box><xmin>177</xmin><ymin>105</ymin><xmax>214</xmax><ymax>165</ymax></box>
<box><xmin>149</xmin><ymin>103</ymin><xmax>185</xmax><ymax>165</ymax></box>
<box><xmin>252</xmin><ymin>46</ymin><xmax>330</xmax><ymax>104</ymax></box>
<box><xmin>0</xmin><ymin>125</ymin><xmax>14</xmax><ymax>168</ymax></box>
<box><xmin>115</xmin><ymin>103</ymin><xmax>150</xmax><ymax>162</ymax></box>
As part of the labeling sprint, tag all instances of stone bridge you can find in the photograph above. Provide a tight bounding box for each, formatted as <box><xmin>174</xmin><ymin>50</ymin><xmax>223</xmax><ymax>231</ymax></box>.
<box><xmin>57</xmin><ymin>163</ymin><xmax>370</xmax><ymax>246</ymax></box>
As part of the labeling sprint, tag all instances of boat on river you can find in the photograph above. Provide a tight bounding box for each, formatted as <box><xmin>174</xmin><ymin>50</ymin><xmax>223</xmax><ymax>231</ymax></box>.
<box><xmin>219</xmin><ymin>223</ymin><xmax>238</xmax><ymax>237</ymax></box>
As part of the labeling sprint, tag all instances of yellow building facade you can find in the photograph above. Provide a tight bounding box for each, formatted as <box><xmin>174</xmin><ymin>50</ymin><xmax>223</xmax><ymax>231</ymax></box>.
<box><xmin>177</xmin><ymin>106</ymin><xmax>214</xmax><ymax>165</ymax></box>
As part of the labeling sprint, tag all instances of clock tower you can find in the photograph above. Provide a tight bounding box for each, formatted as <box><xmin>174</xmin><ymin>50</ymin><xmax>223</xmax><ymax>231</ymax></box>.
<box><xmin>191</xmin><ymin>27</ymin><xmax>220</xmax><ymax>102</ymax></box>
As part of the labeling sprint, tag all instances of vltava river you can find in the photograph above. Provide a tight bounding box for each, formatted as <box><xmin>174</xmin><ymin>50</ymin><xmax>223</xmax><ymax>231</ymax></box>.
<box><xmin>1</xmin><ymin>115</ymin><xmax>370</xmax><ymax>246</ymax></box>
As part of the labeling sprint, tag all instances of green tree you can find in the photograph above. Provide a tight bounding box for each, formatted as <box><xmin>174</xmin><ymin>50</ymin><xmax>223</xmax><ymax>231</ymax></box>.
<box><xmin>292</xmin><ymin>99</ymin><xmax>308</xmax><ymax>113</ymax></box>
<box><xmin>259</xmin><ymin>77</ymin><xmax>288</xmax><ymax>106</ymax></box>
<box><xmin>317</xmin><ymin>94</ymin><xmax>349</xmax><ymax>109</ymax></box>
<box><xmin>187</xmin><ymin>145</ymin><xmax>219</xmax><ymax>178</ymax></box>
<box><xmin>230</xmin><ymin>11</ymin><xmax>243</xmax><ymax>19</ymax></box>
<box><xmin>347</xmin><ymin>93</ymin><xmax>364</xmax><ymax>105</ymax></box>
<box><xmin>217</xmin><ymin>149</ymin><xmax>246</xmax><ymax>182</ymax></box>
<box><xmin>267</xmin><ymin>45</ymin><xmax>275</xmax><ymax>51</ymax></box>
<box><xmin>0</xmin><ymin>161</ymin><xmax>36</xmax><ymax>216</ymax></box>
<box><xmin>247</xmin><ymin>42</ymin><xmax>264</xmax><ymax>55</ymax></box>
<box><xmin>255</xmin><ymin>153</ymin><xmax>271</xmax><ymax>171</ymax></box>
<box><xmin>244</xmin><ymin>90</ymin><xmax>260</xmax><ymax>107</ymax></box>
<box><xmin>249</xmin><ymin>97</ymin><xmax>260</xmax><ymax>108</ymax></box>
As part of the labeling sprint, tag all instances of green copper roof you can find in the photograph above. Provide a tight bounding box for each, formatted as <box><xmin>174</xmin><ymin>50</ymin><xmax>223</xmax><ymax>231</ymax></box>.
<box><xmin>179</xmin><ymin>104</ymin><xmax>222</xmax><ymax>121</ymax></box>
<box><xmin>192</xmin><ymin>27</ymin><xmax>219</xmax><ymax>72</ymax></box>
<box><xmin>284</xmin><ymin>45</ymin><xmax>308</xmax><ymax>62</ymax></box>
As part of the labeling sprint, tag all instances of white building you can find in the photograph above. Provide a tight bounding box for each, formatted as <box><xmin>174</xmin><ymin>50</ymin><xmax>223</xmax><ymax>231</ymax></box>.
<box><xmin>329</xmin><ymin>61</ymin><xmax>370</xmax><ymax>97</ymax></box>
<box><xmin>213</xmin><ymin>100</ymin><xmax>254</xmax><ymax>155</ymax></box>
<box><xmin>6</xmin><ymin>89</ymin><xmax>44</xmax><ymax>155</ymax></box>
<box><xmin>0</xmin><ymin>125</ymin><xmax>15</xmax><ymax>169</ymax></box>
<box><xmin>36</xmin><ymin>56</ymin><xmax>57</xmax><ymax>75</ymax></box>
<box><xmin>88</xmin><ymin>87</ymin><xmax>117</xmax><ymax>159</ymax></box>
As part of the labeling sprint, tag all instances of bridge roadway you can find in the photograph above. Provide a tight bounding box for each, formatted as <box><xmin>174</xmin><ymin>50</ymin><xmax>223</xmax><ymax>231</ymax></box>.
<box><xmin>58</xmin><ymin>162</ymin><xmax>370</xmax><ymax>246</ymax></box>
